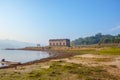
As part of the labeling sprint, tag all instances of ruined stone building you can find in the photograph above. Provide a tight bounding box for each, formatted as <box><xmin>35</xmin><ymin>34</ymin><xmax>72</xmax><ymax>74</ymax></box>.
<box><xmin>49</xmin><ymin>39</ymin><xmax>70</xmax><ymax>47</ymax></box>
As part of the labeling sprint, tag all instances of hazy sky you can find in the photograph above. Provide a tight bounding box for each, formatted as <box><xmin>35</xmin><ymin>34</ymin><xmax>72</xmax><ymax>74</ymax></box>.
<box><xmin>0</xmin><ymin>0</ymin><xmax>120</xmax><ymax>45</ymax></box>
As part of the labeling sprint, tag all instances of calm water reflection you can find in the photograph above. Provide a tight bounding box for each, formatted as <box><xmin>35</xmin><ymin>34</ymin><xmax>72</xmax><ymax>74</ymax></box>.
<box><xmin>0</xmin><ymin>50</ymin><xmax>50</xmax><ymax>67</ymax></box>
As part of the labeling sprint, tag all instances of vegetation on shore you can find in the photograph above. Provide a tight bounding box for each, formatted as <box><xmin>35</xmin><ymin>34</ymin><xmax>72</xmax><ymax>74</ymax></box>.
<box><xmin>0</xmin><ymin>60</ymin><xmax>119</xmax><ymax>80</ymax></box>
<box><xmin>50</xmin><ymin>46</ymin><xmax>120</xmax><ymax>55</ymax></box>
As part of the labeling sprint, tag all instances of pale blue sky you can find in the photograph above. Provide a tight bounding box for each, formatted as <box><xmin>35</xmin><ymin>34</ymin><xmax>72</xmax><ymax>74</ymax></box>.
<box><xmin>0</xmin><ymin>0</ymin><xmax>120</xmax><ymax>45</ymax></box>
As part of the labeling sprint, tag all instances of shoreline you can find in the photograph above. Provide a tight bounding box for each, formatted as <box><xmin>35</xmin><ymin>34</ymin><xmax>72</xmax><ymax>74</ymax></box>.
<box><xmin>1</xmin><ymin>46</ymin><xmax>120</xmax><ymax>69</ymax></box>
<box><xmin>0</xmin><ymin>50</ymin><xmax>77</xmax><ymax>69</ymax></box>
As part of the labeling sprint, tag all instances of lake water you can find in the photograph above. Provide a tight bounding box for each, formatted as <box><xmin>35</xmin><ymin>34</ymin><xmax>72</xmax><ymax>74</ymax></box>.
<box><xmin>0</xmin><ymin>50</ymin><xmax>50</xmax><ymax>67</ymax></box>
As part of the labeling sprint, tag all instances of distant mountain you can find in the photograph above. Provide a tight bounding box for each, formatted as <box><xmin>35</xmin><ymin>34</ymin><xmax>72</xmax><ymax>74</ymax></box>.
<box><xmin>0</xmin><ymin>39</ymin><xmax>35</xmax><ymax>49</ymax></box>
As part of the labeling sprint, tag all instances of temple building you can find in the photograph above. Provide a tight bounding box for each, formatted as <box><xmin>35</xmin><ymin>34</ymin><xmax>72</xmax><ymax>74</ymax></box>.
<box><xmin>49</xmin><ymin>39</ymin><xmax>70</xmax><ymax>47</ymax></box>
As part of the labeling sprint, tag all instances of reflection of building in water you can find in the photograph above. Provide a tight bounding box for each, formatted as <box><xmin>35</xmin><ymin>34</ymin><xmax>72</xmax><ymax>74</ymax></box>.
<box><xmin>49</xmin><ymin>39</ymin><xmax>70</xmax><ymax>47</ymax></box>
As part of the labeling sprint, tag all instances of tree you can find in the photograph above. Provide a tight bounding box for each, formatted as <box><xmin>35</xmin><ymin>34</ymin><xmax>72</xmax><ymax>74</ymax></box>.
<box><xmin>71</xmin><ymin>33</ymin><xmax>120</xmax><ymax>45</ymax></box>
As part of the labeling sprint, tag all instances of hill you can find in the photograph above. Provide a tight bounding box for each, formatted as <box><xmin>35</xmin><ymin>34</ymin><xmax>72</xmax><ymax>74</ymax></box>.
<box><xmin>0</xmin><ymin>39</ymin><xmax>35</xmax><ymax>49</ymax></box>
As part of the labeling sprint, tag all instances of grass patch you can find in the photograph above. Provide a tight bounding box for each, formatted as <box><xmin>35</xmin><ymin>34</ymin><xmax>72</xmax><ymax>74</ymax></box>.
<box><xmin>100</xmin><ymin>47</ymin><xmax>120</xmax><ymax>55</ymax></box>
<box><xmin>57</xmin><ymin>47</ymin><xmax>120</xmax><ymax>55</ymax></box>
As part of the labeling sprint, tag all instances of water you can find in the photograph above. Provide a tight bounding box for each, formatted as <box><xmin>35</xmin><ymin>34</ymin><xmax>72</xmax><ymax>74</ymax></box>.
<box><xmin>0</xmin><ymin>50</ymin><xmax>50</xmax><ymax>67</ymax></box>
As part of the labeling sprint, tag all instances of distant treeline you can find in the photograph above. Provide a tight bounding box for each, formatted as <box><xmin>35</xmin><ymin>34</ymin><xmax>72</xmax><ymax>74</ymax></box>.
<box><xmin>71</xmin><ymin>33</ymin><xmax>120</xmax><ymax>45</ymax></box>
